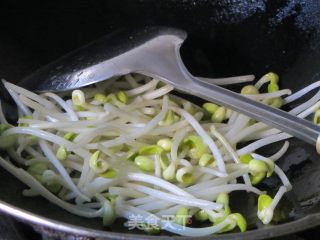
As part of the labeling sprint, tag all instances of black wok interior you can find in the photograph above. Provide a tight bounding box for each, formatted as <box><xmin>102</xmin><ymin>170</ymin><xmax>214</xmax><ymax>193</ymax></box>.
<box><xmin>1</xmin><ymin>1</ymin><xmax>320</xmax><ymax>239</ymax></box>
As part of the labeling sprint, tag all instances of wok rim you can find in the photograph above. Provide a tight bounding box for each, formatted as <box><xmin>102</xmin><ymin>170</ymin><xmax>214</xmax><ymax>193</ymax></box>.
<box><xmin>1</xmin><ymin>199</ymin><xmax>320</xmax><ymax>239</ymax></box>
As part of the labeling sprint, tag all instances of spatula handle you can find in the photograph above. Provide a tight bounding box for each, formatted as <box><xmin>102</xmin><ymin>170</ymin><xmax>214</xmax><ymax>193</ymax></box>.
<box><xmin>188</xmin><ymin>78</ymin><xmax>320</xmax><ymax>146</ymax></box>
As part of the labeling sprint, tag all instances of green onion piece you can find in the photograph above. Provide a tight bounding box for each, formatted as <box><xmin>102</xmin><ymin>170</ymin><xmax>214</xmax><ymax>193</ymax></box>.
<box><xmin>102</xmin><ymin>199</ymin><xmax>116</xmax><ymax>226</ymax></box>
<box><xmin>267</xmin><ymin>83</ymin><xmax>279</xmax><ymax>93</ymax></box>
<box><xmin>241</xmin><ymin>85</ymin><xmax>259</xmax><ymax>95</ymax></box>
<box><xmin>199</xmin><ymin>153</ymin><xmax>214</xmax><ymax>167</ymax></box>
<box><xmin>99</xmin><ymin>169</ymin><xmax>117</xmax><ymax>179</ymax></box>
<box><xmin>134</xmin><ymin>156</ymin><xmax>155</xmax><ymax>172</ymax></box>
<box><xmin>157</xmin><ymin>138</ymin><xmax>172</xmax><ymax>152</ymax></box>
<box><xmin>116</xmin><ymin>91</ymin><xmax>128</xmax><ymax>104</ymax></box>
<box><xmin>194</xmin><ymin>209</ymin><xmax>208</xmax><ymax>222</ymax></box>
<box><xmin>202</xmin><ymin>103</ymin><xmax>219</xmax><ymax>114</ymax></box>
<box><xmin>175</xmin><ymin>207</ymin><xmax>190</xmax><ymax>226</ymax></box>
<box><xmin>266</xmin><ymin>72</ymin><xmax>279</xmax><ymax>84</ymax></box>
<box><xmin>94</xmin><ymin>93</ymin><xmax>108</xmax><ymax>104</ymax></box>
<box><xmin>63</xmin><ymin>132</ymin><xmax>76</xmax><ymax>141</ymax></box>
<box><xmin>239</xmin><ymin>153</ymin><xmax>253</xmax><ymax>164</ymax></box>
<box><xmin>89</xmin><ymin>151</ymin><xmax>109</xmax><ymax>173</ymax></box>
<box><xmin>314</xmin><ymin>109</ymin><xmax>320</xmax><ymax>125</ymax></box>
<box><xmin>56</xmin><ymin>146</ymin><xmax>67</xmax><ymax>161</ymax></box>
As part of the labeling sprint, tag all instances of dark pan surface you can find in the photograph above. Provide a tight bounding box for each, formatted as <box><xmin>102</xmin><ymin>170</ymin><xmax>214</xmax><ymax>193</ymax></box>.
<box><xmin>0</xmin><ymin>1</ymin><xmax>320</xmax><ymax>239</ymax></box>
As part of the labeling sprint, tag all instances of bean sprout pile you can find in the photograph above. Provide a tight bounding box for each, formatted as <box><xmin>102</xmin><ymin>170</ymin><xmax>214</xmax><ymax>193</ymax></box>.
<box><xmin>0</xmin><ymin>73</ymin><xmax>320</xmax><ymax>236</ymax></box>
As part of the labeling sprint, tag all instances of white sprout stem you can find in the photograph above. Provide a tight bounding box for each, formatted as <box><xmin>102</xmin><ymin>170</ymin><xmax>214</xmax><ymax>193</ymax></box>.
<box><xmin>3</xmin><ymin>80</ymin><xmax>55</xmax><ymax>109</ymax></box>
<box><xmin>104</xmin><ymin>103</ymin><xmax>150</xmax><ymax>123</ymax></box>
<box><xmin>116</xmin><ymin>204</ymin><xmax>232</xmax><ymax>237</ymax></box>
<box><xmin>243</xmin><ymin>89</ymin><xmax>291</xmax><ymax>100</ymax></box>
<box><xmin>187</xmin><ymin>168</ymin><xmax>249</xmax><ymax>192</ymax></box>
<box><xmin>170</xmin><ymin>128</ymin><xmax>188</xmax><ymax>163</ymax></box>
<box><xmin>3</xmin><ymin>127</ymin><xmax>75</xmax><ymax>149</ymax></box>
<box><xmin>289</xmin><ymin>90</ymin><xmax>320</xmax><ymax>115</ymax></box>
<box><xmin>269</xmin><ymin>186</ymin><xmax>287</xmax><ymax>210</ymax></box>
<box><xmin>231</xmin><ymin>122</ymin><xmax>269</xmax><ymax>144</ymax></box>
<box><xmin>297</xmin><ymin>101</ymin><xmax>320</xmax><ymax>119</ymax></box>
<box><xmin>39</xmin><ymin>140</ymin><xmax>89</xmax><ymax>201</ymax></box>
<box><xmin>210</xmin><ymin>125</ymin><xmax>251</xmax><ymax>186</ymax></box>
<box><xmin>128</xmin><ymin>168</ymin><xmax>248</xmax><ymax>207</ymax></box>
<box><xmin>0</xmin><ymin>101</ymin><xmax>8</xmax><ymax>124</ymax></box>
<box><xmin>198</xmin><ymin>74</ymin><xmax>255</xmax><ymax>85</ymax></box>
<box><xmin>274</xmin><ymin>165</ymin><xmax>293</xmax><ymax>191</ymax></box>
<box><xmin>154</xmin><ymin>154</ymin><xmax>161</xmax><ymax>178</ymax></box>
<box><xmin>42</xmin><ymin>92</ymin><xmax>78</xmax><ymax>121</ymax></box>
<box><xmin>87</xmin><ymin>96</ymin><xmax>169</xmax><ymax>149</ymax></box>
<box><xmin>5</xmin><ymin>87</ymin><xmax>32</xmax><ymax>115</ymax></box>
<box><xmin>195</xmin><ymin>184</ymin><xmax>263</xmax><ymax>198</ymax></box>
<box><xmin>125</xmin><ymin>74</ymin><xmax>140</xmax><ymax>88</ymax></box>
<box><xmin>109</xmin><ymin>187</ymin><xmax>146</xmax><ymax>198</ymax></box>
<box><xmin>150</xmin><ymin>112</ymin><xmax>203</xmax><ymax>135</ymax></box>
<box><xmin>127</xmin><ymin>172</ymin><xmax>194</xmax><ymax>197</ymax></box>
<box><xmin>254</xmin><ymin>75</ymin><xmax>270</xmax><ymax>89</ymax></box>
<box><xmin>268</xmin><ymin>141</ymin><xmax>290</xmax><ymax>161</ymax></box>
<box><xmin>125</xmin><ymin>79</ymin><xmax>159</xmax><ymax>96</ymax></box>
<box><xmin>124</xmin><ymin>183</ymin><xmax>222</xmax><ymax>210</ymax></box>
<box><xmin>242</xmin><ymin>128</ymin><xmax>282</xmax><ymax>142</ymax></box>
<box><xmin>142</xmin><ymin>85</ymin><xmax>174</xmax><ymax>100</ymax></box>
<box><xmin>172</xmin><ymin>107</ymin><xmax>226</xmax><ymax>173</ymax></box>
<box><xmin>19</xmin><ymin>95</ymin><xmax>67</xmax><ymax>121</ymax></box>
<box><xmin>285</xmin><ymin>81</ymin><xmax>320</xmax><ymax>103</ymax></box>
<box><xmin>195</xmin><ymin>166</ymin><xmax>228</xmax><ymax>178</ymax></box>
<box><xmin>237</xmin><ymin>133</ymin><xmax>292</xmax><ymax>156</ymax></box>
<box><xmin>226</xmin><ymin>114</ymin><xmax>250</xmax><ymax>140</ymax></box>
<box><xmin>0</xmin><ymin>156</ymin><xmax>102</xmax><ymax>218</ymax></box>
<box><xmin>252</xmin><ymin>153</ymin><xmax>292</xmax><ymax>190</ymax></box>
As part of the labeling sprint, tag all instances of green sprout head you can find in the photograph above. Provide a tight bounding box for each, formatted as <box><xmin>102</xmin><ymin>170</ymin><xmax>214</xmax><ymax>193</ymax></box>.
<box><xmin>257</xmin><ymin>194</ymin><xmax>274</xmax><ymax>224</ymax></box>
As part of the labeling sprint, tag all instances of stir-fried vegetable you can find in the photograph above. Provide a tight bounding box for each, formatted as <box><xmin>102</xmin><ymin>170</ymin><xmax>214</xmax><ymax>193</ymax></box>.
<box><xmin>0</xmin><ymin>72</ymin><xmax>319</xmax><ymax>236</ymax></box>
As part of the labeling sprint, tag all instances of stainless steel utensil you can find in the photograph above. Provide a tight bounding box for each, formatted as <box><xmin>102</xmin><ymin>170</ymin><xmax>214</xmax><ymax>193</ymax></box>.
<box><xmin>19</xmin><ymin>26</ymin><xmax>320</xmax><ymax>147</ymax></box>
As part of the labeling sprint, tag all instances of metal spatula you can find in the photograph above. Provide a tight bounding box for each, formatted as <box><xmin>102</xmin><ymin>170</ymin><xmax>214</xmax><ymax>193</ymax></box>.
<box><xmin>18</xmin><ymin>27</ymin><xmax>320</xmax><ymax>149</ymax></box>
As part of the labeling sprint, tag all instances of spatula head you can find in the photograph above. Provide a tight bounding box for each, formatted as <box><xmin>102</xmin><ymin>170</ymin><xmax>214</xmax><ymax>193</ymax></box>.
<box><xmin>19</xmin><ymin>27</ymin><xmax>186</xmax><ymax>92</ymax></box>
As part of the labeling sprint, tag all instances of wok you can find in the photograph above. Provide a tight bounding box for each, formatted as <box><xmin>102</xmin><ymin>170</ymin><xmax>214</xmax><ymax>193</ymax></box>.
<box><xmin>0</xmin><ymin>1</ymin><xmax>320</xmax><ymax>239</ymax></box>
